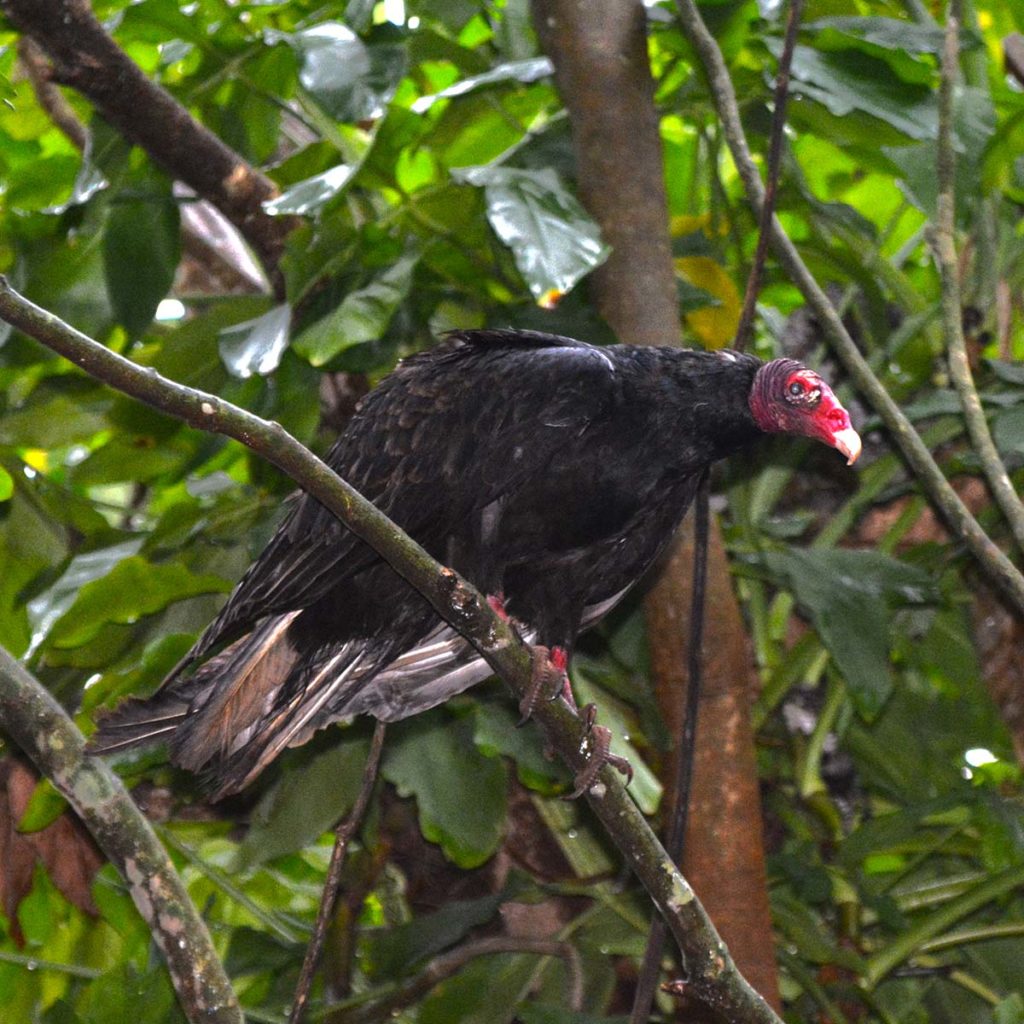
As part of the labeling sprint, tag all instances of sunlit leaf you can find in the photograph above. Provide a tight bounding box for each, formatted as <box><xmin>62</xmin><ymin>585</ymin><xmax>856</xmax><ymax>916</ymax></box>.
<box><xmin>47</xmin><ymin>557</ymin><xmax>230</xmax><ymax>649</ymax></box>
<box><xmin>263</xmin><ymin>165</ymin><xmax>357</xmax><ymax>216</ymax></box>
<box><xmin>411</xmin><ymin>56</ymin><xmax>553</xmax><ymax>112</ymax></box>
<box><xmin>273</xmin><ymin>23</ymin><xmax>406</xmax><ymax>123</ymax></box>
<box><xmin>292</xmin><ymin>251</ymin><xmax>418</xmax><ymax>366</ymax></box>
<box><xmin>454</xmin><ymin>165</ymin><xmax>609</xmax><ymax>302</ymax></box>
<box><xmin>218</xmin><ymin>303</ymin><xmax>291</xmax><ymax>378</ymax></box>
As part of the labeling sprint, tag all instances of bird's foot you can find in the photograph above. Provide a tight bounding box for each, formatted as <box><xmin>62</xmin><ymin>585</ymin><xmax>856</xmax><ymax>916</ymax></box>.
<box><xmin>518</xmin><ymin>645</ymin><xmax>569</xmax><ymax>725</ymax></box>
<box><xmin>565</xmin><ymin>704</ymin><xmax>634</xmax><ymax>799</ymax></box>
<box><xmin>486</xmin><ymin>591</ymin><xmax>510</xmax><ymax>622</ymax></box>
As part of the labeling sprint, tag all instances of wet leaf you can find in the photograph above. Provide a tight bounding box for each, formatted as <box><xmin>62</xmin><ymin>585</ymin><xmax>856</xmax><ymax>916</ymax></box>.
<box><xmin>46</xmin><ymin>557</ymin><xmax>230</xmax><ymax>649</ymax></box>
<box><xmin>383</xmin><ymin>713</ymin><xmax>507</xmax><ymax>867</ymax></box>
<box><xmin>275</xmin><ymin>23</ymin><xmax>406</xmax><ymax>123</ymax></box>
<box><xmin>454</xmin><ymin>165</ymin><xmax>609</xmax><ymax>302</ymax></box>
<box><xmin>218</xmin><ymin>303</ymin><xmax>291</xmax><ymax>378</ymax></box>
<box><xmin>263</xmin><ymin>165</ymin><xmax>357</xmax><ymax>216</ymax></box>
<box><xmin>411</xmin><ymin>56</ymin><xmax>553</xmax><ymax>112</ymax></box>
<box><xmin>293</xmin><ymin>252</ymin><xmax>418</xmax><ymax>366</ymax></box>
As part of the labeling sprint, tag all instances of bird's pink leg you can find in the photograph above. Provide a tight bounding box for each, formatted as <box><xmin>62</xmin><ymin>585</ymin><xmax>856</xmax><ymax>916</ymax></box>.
<box><xmin>485</xmin><ymin>594</ymin><xmax>633</xmax><ymax>797</ymax></box>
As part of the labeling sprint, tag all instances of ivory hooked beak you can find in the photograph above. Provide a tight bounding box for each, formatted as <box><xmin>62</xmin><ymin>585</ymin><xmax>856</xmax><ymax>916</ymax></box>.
<box><xmin>833</xmin><ymin>426</ymin><xmax>862</xmax><ymax>466</ymax></box>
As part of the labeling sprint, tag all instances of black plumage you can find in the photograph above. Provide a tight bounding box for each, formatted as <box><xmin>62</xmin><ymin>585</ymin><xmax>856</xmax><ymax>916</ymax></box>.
<box><xmin>91</xmin><ymin>329</ymin><xmax>859</xmax><ymax>795</ymax></box>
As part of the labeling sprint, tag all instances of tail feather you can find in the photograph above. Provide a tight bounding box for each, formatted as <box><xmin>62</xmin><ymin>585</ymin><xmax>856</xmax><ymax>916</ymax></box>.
<box><xmin>88</xmin><ymin>693</ymin><xmax>192</xmax><ymax>754</ymax></box>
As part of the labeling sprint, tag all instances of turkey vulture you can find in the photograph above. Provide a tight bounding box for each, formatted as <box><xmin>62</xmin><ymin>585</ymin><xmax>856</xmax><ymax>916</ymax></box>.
<box><xmin>91</xmin><ymin>329</ymin><xmax>860</xmax><ymax>796</ymax></box>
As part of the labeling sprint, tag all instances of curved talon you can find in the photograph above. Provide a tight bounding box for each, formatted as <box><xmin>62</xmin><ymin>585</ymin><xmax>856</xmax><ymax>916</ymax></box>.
<box><xmin>565</xmin><ymin>723</ymin><xmax>634</xmax><ymax>799</ymax></box>
<box><xmin>518</xmin><ymin>645</ymin><xmax>570</xmax><ymax>725</ymax></box>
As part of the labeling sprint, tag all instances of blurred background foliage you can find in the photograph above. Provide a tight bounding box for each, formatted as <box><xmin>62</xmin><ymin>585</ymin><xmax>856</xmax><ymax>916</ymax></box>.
<box><xmin>0</xmin><ymin>0</ymin><xmax>1023</xmax><ymax>1021</ymax></box>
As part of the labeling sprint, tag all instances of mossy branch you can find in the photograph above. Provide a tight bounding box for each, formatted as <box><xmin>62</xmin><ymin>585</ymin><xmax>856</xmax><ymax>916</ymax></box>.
<box><xmin>0</xmin><ymin>647</ymin><xmax>243</xmax><ymax>1024</ymax></box>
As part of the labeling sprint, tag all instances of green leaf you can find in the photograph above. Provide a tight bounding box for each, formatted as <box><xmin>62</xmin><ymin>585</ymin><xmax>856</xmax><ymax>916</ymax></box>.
<box><xmin>763</xmin><ymin>549</ymin><xmax>938</xmax><ymax>717</ymax></box>
<box><xmin>47</xmin><ymin>556</ymin><xmax>230</xmax><ymax>649</ymax></box>
<box><xmin>383</xmin><ymin>713</ymin><xmax>507</xmax><ymax>868</ymax></box>
<box><xmin>277</xmin><ymin>23</ymin><xmax>406</xmax><ymax>123</ymax></box>
<box><xmin>0</xmin><ymin>467</ymin><xmax>12</xmax><ymax>502</ymax></box>
<box><xmin>18</xmin><ymin>778</ymin><xmax>68</xmax><ymax>833</ymax></box>
<box><xmin>994</xmin><ymin>406</ymin><xmax>1024</xmax><ymax>459</ymax></box>
<box><xmin>102</xmin><ymin>184</ymin><xmax>181</xmax><ymax>339</ymax></box>
<box><xmin>411</xmin><ymin>56</ymin><xmax>553</xmax><ymax>112</ymax></box>
<box><xmin>263</xmin><ymin>165</ymin><xmax>357</xmax><ymax>216</ymax></box>
<box><xmin>472</xmin><ymin>700</ymin><xmax>564</xmax><ymax>792</ymax></box>
<box><xmin>419</xmin><ymin>951</ymin><xmax>534</xmax><ymax>1024</ymax></box>
<box><xmin>68</xmin><ymin>436</ymin><xmax>189</xmax><ymax>487</ymax></box>
<box><xmin>995</xmin><ymin>993</ymin><xmax>1024</xmax><ymax>1024</ymax></box>
<box><xmin>775</xmin><ymin>42</ymin><xmax>937</xmax><ymax>141</ymax></box>
<box><xmin>27</xmin><ymin>540</ymin><xmax>145</xmax><ymax>654</ymax></box>
<box><xmin>804</xmin><ymin>16</ymin><xmax>949</xmax><ymax>56</ymax></box>
<box><xmin>218</xmin><ymin>303</ymin><xmax>291</xmax><ymax>378</ymax></box>
<box><xmin>292</xmin><ymin>251</ymin><xmax>418</xmax><ymax>366</ymax></box>
<box><xmin>366</xmin><ymin>891</ymin><xmax>508</xmax><ymax>979</ymax></box>
<box><xmin>454</xmin><ymin>165</ymin><xmax>609</xmax><ymax>301</ymax></box>
<box><xmin>235</xmin><ymin>731</ymin><xmax>372</xmax><ymax>869</ymax></box>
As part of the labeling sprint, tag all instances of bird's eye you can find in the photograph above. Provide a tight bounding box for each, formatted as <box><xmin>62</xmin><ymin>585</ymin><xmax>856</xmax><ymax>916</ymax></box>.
<box><xmin>787</xmin><ymin>380</ymin><xmax>805</xmax><ymax>397</ymax></box>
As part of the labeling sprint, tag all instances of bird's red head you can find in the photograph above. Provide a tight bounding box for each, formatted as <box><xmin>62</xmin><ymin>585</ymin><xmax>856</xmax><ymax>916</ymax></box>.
<box><xmin>749</xmin><ymin>359</ymin><xmax>861</xmax><ymax>465</ymax></box>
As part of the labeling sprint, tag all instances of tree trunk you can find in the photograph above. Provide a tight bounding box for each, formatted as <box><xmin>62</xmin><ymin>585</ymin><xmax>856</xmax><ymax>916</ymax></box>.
<box><xmin>533</xmin><ymin>0</ymin><xmax>781</xmax><ymax>1010</ymax></box>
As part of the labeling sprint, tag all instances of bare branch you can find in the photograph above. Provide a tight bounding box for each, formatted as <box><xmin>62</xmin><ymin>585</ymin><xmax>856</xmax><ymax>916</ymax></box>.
<box><xmin>0</xmin><ymin>647</ymin><xmax>242</xmax><ymax>1024</ymax></box>
<box><xmin>673</xmin><ymin>0</ymin><xmax>1024</xmax><ymax>615</ymax></box>
<box><xmin>289</xmin><ymin>721</ymin><xmax>386</xmax><ymax>1024</ymax></box>
<box><xmin>734</xmin><ymin>0</ymin><xmax>805</xmax><ymax>352</ymax></box>
<box><xmin>935</xmin><ymin>3</ymin><xmax>1024</xmax><ymax>556</ymax></box>
<box><xmin>0</xmin><ymin>279</ymin><xmax>785</xmax><ymax>1024</ymax></box>
<box><xmin>2</xmin><ymin>0</ymin><xmax>295</xmax><ymax>292</ymax></box>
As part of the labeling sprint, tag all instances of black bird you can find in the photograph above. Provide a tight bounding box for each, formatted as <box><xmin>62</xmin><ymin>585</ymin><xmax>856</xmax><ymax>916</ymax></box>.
<box><xmin>91</xmin><ymin>329</ymin><xmax>860</xmax><ymax>796</ymax></box>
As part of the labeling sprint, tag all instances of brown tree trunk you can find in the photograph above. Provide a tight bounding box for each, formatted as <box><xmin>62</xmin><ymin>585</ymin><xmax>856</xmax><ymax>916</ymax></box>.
<box><xmin>533</xmin><ymin>0</ymin><xmax>781</xmax><ymax>1010</ymax></box>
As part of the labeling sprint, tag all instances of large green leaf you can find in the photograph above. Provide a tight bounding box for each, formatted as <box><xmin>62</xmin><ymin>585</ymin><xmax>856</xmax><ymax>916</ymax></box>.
<box><xmin>46</xmin><ymin>556</ymin><xmax>230</xmax><ymax>649</ymax></box>
<box><xmin>454</xmin><ymin>165</ymin><xmax>609</xmax><ymax>302</ymax></box>
<box><xmin>763</xmin><ymin>549</ymin><xmax>938</xmax><ymax>716</ymax></box>
<box><xmin>292</xmin><ymin>251</ymin><xmax>418</xmax><ymax>366</ymax></box>
<box><xmin>411</xmin><ymin>56</ymin><xmax>553</xmax><ymax>112</ymax></box>
<box><xmin>275</xmin><ymin>23</ymin><xmax>406</xmax><ymax>123</ymax></box>
<box><xmin>774</xmin><ymin>42</ymin><xmax>937</xmax><ymax>141</ymax></box>
<box><xmin>218</xmin><ymin>303</ymin><xmax>291</xmax><ymax>379</ymax></box>
<box><xmin>102</xmin><ymin>182</ymin><xmax>181</xmax><ymax>339</ymax></box>
<box><xmin>235</xmin><ymin>730</ymin><xmax>373</xmax><ymax>868</ymax></box>
<box><xmin>365</xmin><ymin>891</ymin><xmax>509</xmax><ymax>979</ymax></box>
<box><xmin>382</xmin><ymin>712</ymin><xmax>507</xmax><ymax>868</ymax></box>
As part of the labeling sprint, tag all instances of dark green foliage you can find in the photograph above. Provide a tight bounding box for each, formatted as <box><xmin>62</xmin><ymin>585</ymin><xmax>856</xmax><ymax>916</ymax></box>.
<box><xmin>1</xmin><ymin>0</ymin><xmax>1024</xmax><ymax>1022</ymax></box>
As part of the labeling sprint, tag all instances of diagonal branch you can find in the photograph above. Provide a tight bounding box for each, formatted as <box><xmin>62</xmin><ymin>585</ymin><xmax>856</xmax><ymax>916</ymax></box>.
<box><xmin>935</xmin><ymin>3</ymin><xmax>1024</xmax><ymax>556</ymax></box>
<box><xmin>0</xmin><ymin>279</ymin><xmax>784</xmax><ymax>1024</ymax></box>
<box><xmin>673</xmin><ymin>0</ymin><xmax>1024</xmax><ymax>616</ymax></box>
<box><xmin>1</xmin><ymin>0</ymin><xmax>294</xmax><ymax>292</ymax></box>
<box><xmin>0</xmin><ymin>647</ymin><xmax>242</xmax><ymax>1024</ymax></box>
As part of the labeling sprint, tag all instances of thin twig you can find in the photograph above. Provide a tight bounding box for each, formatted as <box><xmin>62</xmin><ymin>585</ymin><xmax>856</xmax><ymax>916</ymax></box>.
<box><xmin>0</xmin><ymin>647</ymin><xmax>242</xmax><ymax>1024</ymax></box>
<box><xmin>734</xmin><ymin>0</ymin><xmax>805</xmax><ymax>351</ymax></box>
<box><xmin>290</xmin><ymin>721</ymin><xmax>387</xmax><ymax>1024</ymax></box>
<box><xmin>673</xmin><ymin>0</ymin><xmax>1024</xmax><ymax>616</ymax></box>
<box><xmin>0</xmin><ymin>279</ymin><xmax>785</xmax><ymax>1024</ymax></box>
<box><xmin>935</xmin><ymin>1</ymin><xmax>1024</xmax><ymax>556</ymax></box>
